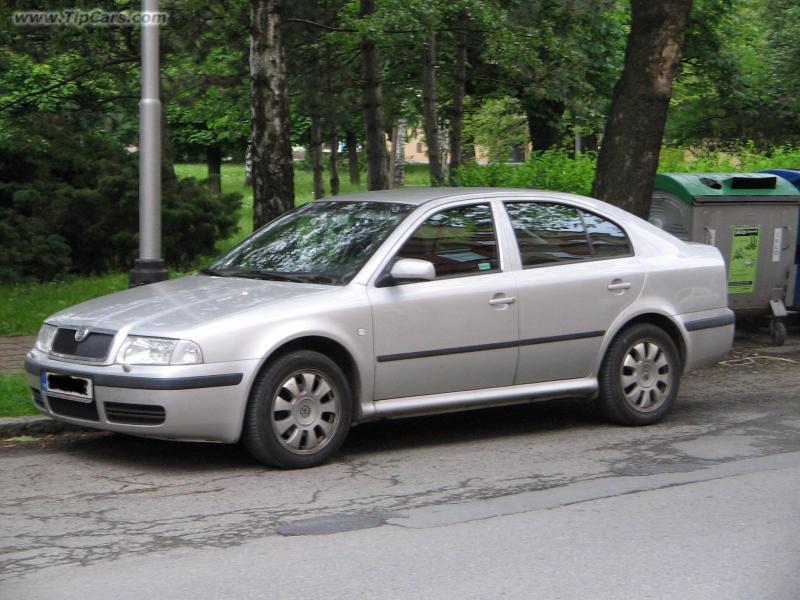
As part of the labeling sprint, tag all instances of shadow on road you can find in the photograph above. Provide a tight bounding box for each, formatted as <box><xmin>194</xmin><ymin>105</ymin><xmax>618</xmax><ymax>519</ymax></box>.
<box><xmin>27</xmin><ymin>396</ymin><xmax>601</xmax><ymax>471</ymax></box>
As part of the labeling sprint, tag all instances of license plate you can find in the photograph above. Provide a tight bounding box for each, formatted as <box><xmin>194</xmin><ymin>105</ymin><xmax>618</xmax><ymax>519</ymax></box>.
<box><xmin>43</xmin><ymin>371</ymin><xmax>94</xmax><ymax>403</ymax></box>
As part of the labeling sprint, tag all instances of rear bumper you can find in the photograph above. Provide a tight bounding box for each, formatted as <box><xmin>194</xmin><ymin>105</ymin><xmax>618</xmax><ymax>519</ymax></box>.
<box><xmin>24</xmin><ymin>351</ymin><xmax>260</xmax><ymax>443</ymax></box>
<box><xmin>676</xmin><ymin>308</ymin><xmax>735</xmax><ymax>372</ymax></box>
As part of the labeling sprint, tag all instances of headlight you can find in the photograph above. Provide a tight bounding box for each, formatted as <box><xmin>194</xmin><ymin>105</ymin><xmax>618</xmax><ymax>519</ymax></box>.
<box><xmin>115</xmin><ymin>336</ymin><xmax>203</xmax><ymax>365</ymax></box>
<box><xmin>35</xmin><ymin>324</ymin><xmax>58</xmax><ymax>352</ymax></box>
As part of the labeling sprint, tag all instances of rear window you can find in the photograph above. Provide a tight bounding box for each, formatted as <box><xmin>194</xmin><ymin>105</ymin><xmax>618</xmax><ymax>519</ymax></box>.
<box><xmin>505</xmin><ymin>202</ymin><xmax>591</xmax><ymax>266</ymax></box>
<box><xmin>582</xmin><ymin>211</ymin><xmax>632</xmax><ymax>258</ymax></box>
<box><xmin>505</xmin><ymin>202</ymin><xmax>632</xmax><ymax>267</ymax></box>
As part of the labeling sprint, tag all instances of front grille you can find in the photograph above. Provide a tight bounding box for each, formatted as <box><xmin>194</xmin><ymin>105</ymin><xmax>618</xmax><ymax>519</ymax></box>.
<box><xmin>48</xmin><ymin>396</ymin><xmax>99</xmax><ymax>421</ymax></box>
<box><xmin>104</xmin><ymin>402</ymin><xmax>166</xmax><ymax>425</ymax></box>
<box><xmin>52</xmin><ymin>328</ymin><xmax>114</xmax><ymax>360</ymax></box>
<box><xmin>31</xmin><ymin>388</ymin><xmax>46</xmax><ymax>410</ymax></box>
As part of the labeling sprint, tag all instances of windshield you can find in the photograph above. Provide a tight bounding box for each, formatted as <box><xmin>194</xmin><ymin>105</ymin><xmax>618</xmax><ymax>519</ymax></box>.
<box><xmin>205</xmin><ymin>201</ymin><xmax>414</xmax><ymax>285</ymax></box>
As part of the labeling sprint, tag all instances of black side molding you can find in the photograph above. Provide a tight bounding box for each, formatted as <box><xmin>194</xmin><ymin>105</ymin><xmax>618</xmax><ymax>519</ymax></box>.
<box><xmin>684</xmin><ymin>314</ymin><xmax>736</xmax><ymax>332</ymax></box>
<box><xmin>378</xmin><ymin>340</ymin><xmax>518</xmax><ymax>363</ymax></box>
<box><xmin>25</xmin><ymin>357</ymin><xmax>243</xmax><ymax>390</ymax></box>
<box><xmin>519</xmin><ymin>331</ymin><xmax>605</xmax><ymax>347</ymax></box>
<box><xmin>377</xmin><ymin>330</ymin><xmax>605</xmax><ymax>363</ymax></box>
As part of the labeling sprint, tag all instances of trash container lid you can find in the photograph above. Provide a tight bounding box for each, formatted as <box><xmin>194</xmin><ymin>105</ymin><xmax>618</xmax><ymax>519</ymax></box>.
<box><xmin>654</xmin><ymin>172</ymin><xmax>800</xmax><ymax>204</ymax></box>
<box><xmin>760</xmin><ymin>169</ymin><xmax>800</xmax><ymax>189</ymax></box>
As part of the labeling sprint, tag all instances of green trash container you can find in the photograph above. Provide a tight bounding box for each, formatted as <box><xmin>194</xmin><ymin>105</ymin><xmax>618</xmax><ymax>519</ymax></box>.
<box><xmin>650</xmin><ymin>173</ymin><xmax>800</xmax><ymax>345</ymax></box>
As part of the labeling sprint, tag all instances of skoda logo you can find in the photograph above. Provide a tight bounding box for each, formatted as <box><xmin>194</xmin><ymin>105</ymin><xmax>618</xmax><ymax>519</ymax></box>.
<box><xmin>74</xmin><ymin>326</ymin><xmax>90</xmax><ymax>342</ymax></box>
<box><xmin>299</xmin><ymin>405</ymin><xmax>311</xmax><ymax>418</ymax></box>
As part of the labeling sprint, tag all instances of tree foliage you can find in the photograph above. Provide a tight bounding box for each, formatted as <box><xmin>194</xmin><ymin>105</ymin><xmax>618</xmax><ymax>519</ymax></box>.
<box><xmin>2</xmin><ymin>0</ymin><xmax>800</xmax><ymax>283</ymax></box>
<box><xmin>0</xmin><ymin>117</ymin><xmax>240</xmax><ymax>283</ymax></box>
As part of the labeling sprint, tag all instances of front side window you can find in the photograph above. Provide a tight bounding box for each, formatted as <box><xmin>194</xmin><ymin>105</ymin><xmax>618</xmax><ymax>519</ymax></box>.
<box><xmin>396</xmin><ymin>203</ymin><xmax>499</xmax><ymax>278</ymax></box>
<box><xmin>207</xmin><ymin>201</ymin><xmax>413</xmax><ymax>284</ymax></box>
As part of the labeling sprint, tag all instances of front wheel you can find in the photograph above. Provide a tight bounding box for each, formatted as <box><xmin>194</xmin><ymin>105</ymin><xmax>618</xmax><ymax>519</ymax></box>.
<box><xmin>242</xmin><ymin>350</ymin><xmax>352</xmax><ymax>469</ymax></box>
<box><xmin>597</xmin><ymin>324</ymin><xmax>681</xmax><ymax>426</ymax></box>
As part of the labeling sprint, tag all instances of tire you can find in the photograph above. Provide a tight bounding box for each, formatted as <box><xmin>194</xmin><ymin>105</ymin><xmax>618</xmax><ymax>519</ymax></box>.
<box><xmin>597</xmin><ymin>324</ymin><xmax>681</xmax><ymax>426</ymax></box>
<box><xmin>242</xmin><ymin>350</ymin><xmax>352</xmax><ymax>469</ymax></box>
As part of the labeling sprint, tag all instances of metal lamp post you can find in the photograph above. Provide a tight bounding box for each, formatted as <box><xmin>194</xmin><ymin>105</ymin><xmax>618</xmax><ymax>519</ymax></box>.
<box><xmin>129</xmin><ymin>0</ymin><xmax>168</xmax><ymax>286</ymax></box>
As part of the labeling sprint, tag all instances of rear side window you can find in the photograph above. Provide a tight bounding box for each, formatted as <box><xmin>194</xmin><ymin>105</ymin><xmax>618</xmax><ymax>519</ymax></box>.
<box><xmin>396</xmin><ymin>203</ymin><xmax>499</xmax><ymax>278</ymax></box>
<box><xmin>505</xmin><ymin>202</ymin><xmax>591</xmax><ymax>266</ymax></box>
<box><xmin>505</xmin><ymin>202</ymin><xmax>632</xmax><ymax>267</ymax></box>
<box><xmin>582</xmin><ymin>211</ymin><xmax>632</xmax><ymax>258</ymax></box>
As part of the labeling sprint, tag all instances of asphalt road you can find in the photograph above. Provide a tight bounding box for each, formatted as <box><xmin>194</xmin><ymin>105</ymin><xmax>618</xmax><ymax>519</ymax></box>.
<box><xmin>1</xmin><ymin>343</ymin><xmax>799</xmax><ymax>599</ymax></box>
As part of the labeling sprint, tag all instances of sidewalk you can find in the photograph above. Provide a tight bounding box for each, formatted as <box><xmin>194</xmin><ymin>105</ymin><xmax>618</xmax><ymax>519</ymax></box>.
<box><xmin>0</xmin><ymin>335</ymin><xmax>34</xmax><ymax>373</ymax></box>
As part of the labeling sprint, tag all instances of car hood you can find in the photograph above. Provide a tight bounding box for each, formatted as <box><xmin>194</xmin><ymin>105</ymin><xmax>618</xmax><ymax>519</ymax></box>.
<box><xmin>47</xmin><ymin>274</ymin><xmax>337</xmax><ymax>334</ymax></box>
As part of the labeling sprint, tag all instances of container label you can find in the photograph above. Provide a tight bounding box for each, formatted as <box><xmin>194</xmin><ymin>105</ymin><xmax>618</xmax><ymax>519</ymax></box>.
<box><xmin>728</xmin><ymin>227</ymin><xmax>760</xmax><ymax>294</ymax></box>
<box><xmin>772</xmin><ymin>228</ymin><xmax>783</xmax><ymax>263</ymax></box>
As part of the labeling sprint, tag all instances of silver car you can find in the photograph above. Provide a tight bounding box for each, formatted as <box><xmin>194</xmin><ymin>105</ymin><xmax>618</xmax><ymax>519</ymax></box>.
<box><xmin>26</xmin><ymin>188</ymin><xmax>734</xmax><ymax>468</ymax></box>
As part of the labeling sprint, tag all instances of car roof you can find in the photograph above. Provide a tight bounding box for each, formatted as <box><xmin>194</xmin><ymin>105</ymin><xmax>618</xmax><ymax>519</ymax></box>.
<box><xmin>320</xmin><ymin>187</ymin><xmax>685</xmax><ymax>249</ymax></box>
<box><xmin>321</xmin><ymin>187</ymin><xmax>544</xmax><ymax>206</ymax></box>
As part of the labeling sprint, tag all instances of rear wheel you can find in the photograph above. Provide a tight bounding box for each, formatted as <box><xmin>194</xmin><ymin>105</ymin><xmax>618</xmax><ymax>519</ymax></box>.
<box><xmin>242</xmin><ymin>350</ymin><xmax>352</xmax><ymax>468</ymax></box>
<box><xmin>597</xmin><ymin>324</ymin><xmax>681</xmax><ymax>426</ymax></box>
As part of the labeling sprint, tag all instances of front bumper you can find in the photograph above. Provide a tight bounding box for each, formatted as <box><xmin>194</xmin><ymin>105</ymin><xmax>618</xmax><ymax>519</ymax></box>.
<box><xmin>25</xmin><ymin>351</ymin><xmax>261</xmax><ymax>443</ymax></box>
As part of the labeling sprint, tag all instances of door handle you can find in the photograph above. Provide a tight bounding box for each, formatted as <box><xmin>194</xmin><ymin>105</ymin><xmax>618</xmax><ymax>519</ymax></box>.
<box><xmin>607</xmin><ymin>282</ymin><xmax>632</xmax><ymax>291</ymax></box>
<box><xmin>488</xmin><ymin>296</ymin><xmax>516</xmax><ymax>306</ymax></box>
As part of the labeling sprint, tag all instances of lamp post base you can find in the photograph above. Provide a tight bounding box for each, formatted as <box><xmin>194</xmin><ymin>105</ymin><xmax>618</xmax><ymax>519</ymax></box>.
<box><xmin>129</xmin><ymin>258</ymin><xmax>168</xmax><ymax>287</ymax></box>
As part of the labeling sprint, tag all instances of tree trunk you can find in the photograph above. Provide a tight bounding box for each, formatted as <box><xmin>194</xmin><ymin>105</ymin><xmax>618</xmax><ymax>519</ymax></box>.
<box><xmin>461</xmin><ymin>129</ymin><xmax>476</xmax><ymax>167</ymax></box>
<box><xmin>311</xmin><ymin>113</ymin><xmax>324</xmax><ymax>199</ymax></box>
<box><xmin>388</xmin><ymin>123</ymin><xmax>397</xmax><ymax>188</ymax></box>
<box><xmin>522</xmin><ymin>98</ymin><xmax>565</xmax><ymax>151</ymax></box>
<box><xmin>206</xmin><ymin>145</ymin><xmax>222</xmax><ymax>194</ymax></box>
<box><xmin>160</xmin><ymin>99</ymin><xmax>179</xmax><ymax>195</ymax></box>
<box><xmin>329</xmin><ymin>132</ymin><xmax>340</xmax><ymax>196</ymax></box>
<box><xmin>392</xmin><ymin>118</ymin><xmax>406</xmax><ymax>187</ymax></box>
<box><xmin>345</xmin><ymin>129</ymin><xmax>360</xmax><ymax>185</ymax></box>
<box><xmin>310</xmin><ymin>43</ymin><xmax>324</xmax><ymax>200</ymax></box>
<box><xmin>448</xmin><ymin>13</ymin><xmax>468</xmax><ymax>185</ymax></box>
<box><xmin>250</xmin><ymin>0</ymin><xmax>294</xmax><ymax>230</ymax></box>
<box><xmin>583</xmin><ymin>133</ymin><xmax>599</xmax><ymax>153</ymax></box>
<box><xmin>244</xmin><ymin>142</ymin><xmax>253</xmax><ymax>185</ymax></box>
<box><xmin>592</xmin><ymin>0</ymin><xmax>693</xmax><ymax>218</ymax></box>
<box><xmin>422</xmin><ymin>31</ymin><xmax>444</xmax><ymax>187</ymax></box>
<box><xmin>360</xmin><ymin>0</ymin><xmax>389</xmax><ymax>190</ymax></box>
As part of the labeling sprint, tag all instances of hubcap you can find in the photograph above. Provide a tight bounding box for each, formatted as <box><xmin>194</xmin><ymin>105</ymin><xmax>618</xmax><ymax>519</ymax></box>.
<box><xmin>271</xmin><ymin>370</ymin><xmax>339</xmax><ymax>454</ymax></box>
<box><xmin>620</xmin><ymin>340</ymin><xmax>672</xmax><ymax>413</ymax></box>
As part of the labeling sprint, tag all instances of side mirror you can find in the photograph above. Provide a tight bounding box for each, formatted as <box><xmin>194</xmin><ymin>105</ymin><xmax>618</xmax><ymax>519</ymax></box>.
<box><xmin>378</xmin><ymin>258</ymin><xmax>436</xmax><ymax>286</ymax></box>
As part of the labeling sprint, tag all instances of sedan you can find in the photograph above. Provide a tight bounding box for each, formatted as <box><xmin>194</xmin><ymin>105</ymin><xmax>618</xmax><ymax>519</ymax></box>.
<box><xmin>26</xmin><ymin>188</ymin><xmax>734</xmax><ymax>468</ymax></box>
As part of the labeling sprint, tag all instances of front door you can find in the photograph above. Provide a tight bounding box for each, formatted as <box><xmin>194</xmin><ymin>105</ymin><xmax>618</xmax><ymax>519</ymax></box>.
<box><xmin>368</xmin><ymin>203</ymin><xmax>519</xmax><ymax>400</ymax></box>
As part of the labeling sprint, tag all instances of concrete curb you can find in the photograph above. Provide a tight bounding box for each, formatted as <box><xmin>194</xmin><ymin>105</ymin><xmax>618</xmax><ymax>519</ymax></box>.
<box><xmin>0</xmin><ymin>416</ymin><xmax>92</xmax><ymax>437</ymax></box>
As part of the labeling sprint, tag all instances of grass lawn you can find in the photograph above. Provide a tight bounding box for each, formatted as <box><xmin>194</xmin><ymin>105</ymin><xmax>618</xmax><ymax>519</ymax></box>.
<box><xmin>0</xmin><ymin>272</ymin><xmax>130</xmax><ymax>336</ymax></box>
<box><xmin>0</xmin><ymin>373</ymin><xmax>37</xmax><ymax>417</ymax></box>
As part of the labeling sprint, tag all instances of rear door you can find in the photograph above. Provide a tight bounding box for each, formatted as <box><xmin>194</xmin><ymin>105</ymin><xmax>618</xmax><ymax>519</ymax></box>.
<box><xmin>502</xmin><ymin>200</ymin><xmax>645</xmax><ymax>384</ymax></box>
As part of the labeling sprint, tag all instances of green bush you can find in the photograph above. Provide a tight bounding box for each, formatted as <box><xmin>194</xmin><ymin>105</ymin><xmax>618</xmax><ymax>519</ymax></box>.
<box><xmin>457</xmin><ymin>145</ymin><xmax>800</xmax><ymax>197</ymax></box>
<box><xmin>0</xmin><ymin>122</ymin><xmax>241</xmax><ymax>283</ymax></box>
<box><xmin>457</xmin><ymin>149</ymin><xmax>597</xmax><ymax>196</ymax></box>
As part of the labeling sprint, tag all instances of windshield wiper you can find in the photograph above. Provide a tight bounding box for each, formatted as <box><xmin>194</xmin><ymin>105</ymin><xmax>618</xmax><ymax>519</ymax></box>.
<box><xmin>232</xmin><ymin>269</ymin><xmax>313</xmax><ymax>283</ymax></box>
<box><xmin>202</xmin><ymin>267</ymin><xmax>336</xmax><ymax>284</ymax></box>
